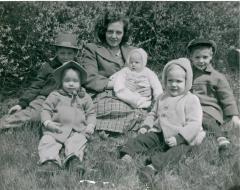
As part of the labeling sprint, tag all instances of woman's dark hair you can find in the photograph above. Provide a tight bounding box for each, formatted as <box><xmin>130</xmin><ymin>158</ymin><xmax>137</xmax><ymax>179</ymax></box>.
<box><xmin>95</xmin><ymin>11</ymin><xmax>130</xmax><ymax>45</ymax></box>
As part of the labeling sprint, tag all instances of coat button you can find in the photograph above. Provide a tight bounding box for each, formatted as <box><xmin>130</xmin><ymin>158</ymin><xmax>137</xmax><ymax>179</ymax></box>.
<box><xmin>163</xmin><ymin>106</ymin><xmax>168</xmax><ymax>110</ymax></box>
<box><xmin>161</xmin><ymin>113</ymin><xmax>166</xmax><ymax>117</ymax></box>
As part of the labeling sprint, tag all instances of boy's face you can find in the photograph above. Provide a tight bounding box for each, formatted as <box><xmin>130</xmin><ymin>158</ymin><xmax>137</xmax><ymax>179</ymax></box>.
<box><xmin>190</xmin><ymin>47</ymin><xmax>213</xmax><ymax>71</ymax></box>
<box><xmin>128</xmin><ymin>52</ymin><xmax>144</xmax><ymax>73</ymax></box>
<box><xmin>166</xmin><ymin>66</ymin><xmax>186</xmax><ymax>97</ymax></box>
<box><xmin>56</xmin><ymin>47</ymin><xmax>77</xmax><ymax>64</ymax></box>
<box><xmin>62</xmin><ymin>69</ymin><xmax>80</xmax><ymax>94</ymax></box>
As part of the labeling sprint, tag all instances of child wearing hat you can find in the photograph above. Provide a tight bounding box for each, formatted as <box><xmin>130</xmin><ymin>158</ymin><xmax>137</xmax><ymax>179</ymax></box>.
<box><xmin>0</xmin><ymin>32</ymin><xmax>80</xmax><ymax>130</ymax></box>
<box><xmin>119</xmin><ymin>58</ymin><xmax>205</xmax><ymax>183</ymax></box>
<box><xmin>187</xmin><ymin>39</ymin><xmax>240</xmax><ymax>150</ymax></box>
<box><xmin>110</xmin><ymin>48</ymin><xmax>163</xmax><ymax>109</ymax></box>
<box><xmin>38</xmin><ymin>60</ymin><xmax>96</xmax><ymax>170</ymax></box>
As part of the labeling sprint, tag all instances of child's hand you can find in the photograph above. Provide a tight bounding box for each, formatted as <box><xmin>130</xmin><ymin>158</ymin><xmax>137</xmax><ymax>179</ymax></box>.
<box><xmin>84</xmin><ymin>124</ymin><xmax>95</xmax><ymax>135</ymax></box>
<box><xmin>8</xmin><ymin>105</ymin><xmax>22</xmax><ymax>114</ymax></box>
<box><xmin>166</xmin><ymin>137</ymin><xmax>177</xmax><ymax>147</ymax></box>
<box><xmin>46</xmin><ymin>121</ymin><xmax>63</xmax><ymax>133</ymax></box>
<box><xmin>231</xmin><ymin>116</ymin><xmax>240</xmax><ymax>128</ymax></box>
<box><xmin>138</xmin><ymin>127</ymin><xmax>148</xmax><ymax>134</ymax></box>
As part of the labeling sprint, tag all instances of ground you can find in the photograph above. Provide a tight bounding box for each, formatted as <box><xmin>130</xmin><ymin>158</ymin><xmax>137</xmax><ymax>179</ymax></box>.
<box><xmin>0</xmin><ymin>69</ymin><xmax>239</xmax><ymax>190</ymax></box>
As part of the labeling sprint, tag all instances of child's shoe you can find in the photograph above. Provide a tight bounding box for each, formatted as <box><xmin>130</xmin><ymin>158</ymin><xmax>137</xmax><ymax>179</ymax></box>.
<box><xmin>121</xmin><ymin>154</ymin><xmax>133</xmax><ymax>163</ymax></box>
<box><xmin>64</xmin><ymin>155</ymin><xmax>85</xmax><ymax>175</ymax></box>
<box><xmin>137</xmin><ymin>164</ymin><xmax>157</xmax><ymax>188</ymax></box>
<box><xmin>217</xmin><ymin>137</ymin><xmax>230</xmax><ymax>148</ymax></box>
<box><xmin>217</xmin><ymin>137</ymin><xmax>231</xmax><ymax>159</ymax></box>
<box><xmin>38</xmin><ymin>160</ymin><xmax>62</xmax><ymax>173</ymax></box>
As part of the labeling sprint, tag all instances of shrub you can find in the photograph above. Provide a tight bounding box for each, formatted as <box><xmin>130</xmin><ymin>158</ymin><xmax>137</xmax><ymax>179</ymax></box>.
<box><xmin>0</xmin><ymin>1</ymin><xmax>239</xmax><ymax>96</ymax></box>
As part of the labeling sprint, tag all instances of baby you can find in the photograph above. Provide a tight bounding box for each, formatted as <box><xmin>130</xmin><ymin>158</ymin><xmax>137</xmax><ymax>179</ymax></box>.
<box><xmin>110</xmin><ymin>48</ymin><xmax>163</xmax><ymax>108</ymax></box>
<box><xmin>38</xmin><ymin>60</ymin><xmax>96</xmax><ymax>171</ymax></box>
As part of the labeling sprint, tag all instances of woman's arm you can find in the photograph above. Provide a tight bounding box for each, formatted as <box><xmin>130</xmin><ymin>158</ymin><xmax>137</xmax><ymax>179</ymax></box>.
<box><xmin>82</xmin><ymin>44</ymin><xmax>110</xmax><ymax>92</ymax></box>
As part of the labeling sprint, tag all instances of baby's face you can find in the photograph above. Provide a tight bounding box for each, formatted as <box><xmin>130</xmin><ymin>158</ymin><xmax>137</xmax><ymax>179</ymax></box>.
<box><xmin>166</xmin><ymin>66</ymin><xmax>186</xmax><ymax>97</ymax></box>
<box><xmin>62</xmin><ymin>69</ymin><xmax>80</xmax><ymax>94</ymax></box>
<box><xmin>128</xmin><ymin>52</ymin><xmax>144</xmax><ymax>73</ymax></box>
<box><xmin>190</xmin><ymin>47</ymin><xmax>213</xmax><ymax>71</ymax></box>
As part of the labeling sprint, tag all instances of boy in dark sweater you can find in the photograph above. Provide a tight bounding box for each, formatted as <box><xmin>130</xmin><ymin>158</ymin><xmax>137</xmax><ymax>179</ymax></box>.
<box><xmin>0</xmin><ymin>32</ymin><xmax>81</xmax><ymax>130</ymax></box>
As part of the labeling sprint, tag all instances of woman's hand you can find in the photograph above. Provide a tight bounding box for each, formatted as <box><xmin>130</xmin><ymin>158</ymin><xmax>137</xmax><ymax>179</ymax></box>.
<box><xmin>137</xmin><ymin>86</ymin><xmax>151</xmax><ymax>98</ymax></box>
<box><xmin>106</xmin><ymin>80</ymin><xmax>114</xmax><ymax>90</ymax></box>
<box><xmin>8</xmin><ymin>105</ymin><xmax>22</xmax><ymax>115</ymax></box>
<box><xmin>166</xmin><ymin>137</ymin><xmax>177</xmax><ymax>147</ymax></box>
<box><xmin>46</xmin><ymin>121</ymin><xmax>63</xmax><ymax>133</ymax></box>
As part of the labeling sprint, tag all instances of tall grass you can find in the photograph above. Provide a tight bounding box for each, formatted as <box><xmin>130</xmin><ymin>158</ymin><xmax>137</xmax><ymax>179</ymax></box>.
<box><xmin>0</xmin><ymin>70</ymin><xmax>239</xmax><ymax>190</ymax></box>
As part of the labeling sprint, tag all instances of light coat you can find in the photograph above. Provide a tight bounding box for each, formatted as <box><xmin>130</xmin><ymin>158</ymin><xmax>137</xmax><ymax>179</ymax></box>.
<box><xmin>143</xmin><ymin>58</ymin><xmax>205</xmax><ymax>145</ymax></box>
<box><xmin>111</xmin><ymin>67</ymin><xmax>163</xmax><ymax>108</ymax></box>
<box><xmin>41</xmin><ymin>90</ymin><xmax>96</xmax><ymax>142</ymax></box>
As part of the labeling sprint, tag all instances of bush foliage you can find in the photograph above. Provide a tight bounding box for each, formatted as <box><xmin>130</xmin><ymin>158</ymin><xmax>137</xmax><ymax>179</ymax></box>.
<box><xmin>0</xmin><ymin>1</ymin><xmax>239</xmax><ymax>96</ymax></box>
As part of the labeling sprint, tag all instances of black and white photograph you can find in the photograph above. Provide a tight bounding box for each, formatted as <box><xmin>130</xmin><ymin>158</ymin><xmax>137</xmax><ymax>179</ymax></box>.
<box><xmin>0</xmin><ymin>1</ymin><xmax>239</xmax><ymax>189</ymax></box>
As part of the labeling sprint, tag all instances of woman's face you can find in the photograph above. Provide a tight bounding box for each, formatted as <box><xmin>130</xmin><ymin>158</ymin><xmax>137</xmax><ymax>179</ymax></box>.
<box><xmin>105</xmin><ymin>21</ymin><xmax>124</xmax><ymax>48</ymax></box>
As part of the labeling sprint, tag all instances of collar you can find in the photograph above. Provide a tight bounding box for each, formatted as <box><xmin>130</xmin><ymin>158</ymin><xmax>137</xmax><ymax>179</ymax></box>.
<box><xmin>57</xmin><ymin>88</ymin><xmax>85</xmax><ymax>98</ymax></box>
<box><xmin>193</xmin><ymin>64</ymin><xmax>213</xmax><ymax>74</ymax></box>
<box><xmin>49</xmin><ymin>57</ymin><xmax>63</xmax><ymax>69</ymax></box>
<box><xmin>95</xmin><ymin>43</ymin><xmax>132</xmax><ymax>65</ymax></box>
<box><xmin>205</xmin><ymin>64</ymin><xmax>214</xmax><ymax>73</ymax></box>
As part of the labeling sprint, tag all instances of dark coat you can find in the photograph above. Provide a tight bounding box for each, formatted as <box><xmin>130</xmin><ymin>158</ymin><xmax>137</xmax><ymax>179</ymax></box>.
<box><xmin>192</xmin><ymin>64</ymin><xmax>239</xmax><ymax>124</ymax></box>
<box><xmin>81</xmin><ymin>43</ymin><xmax>135</xmax><ymax>94</ymax></box>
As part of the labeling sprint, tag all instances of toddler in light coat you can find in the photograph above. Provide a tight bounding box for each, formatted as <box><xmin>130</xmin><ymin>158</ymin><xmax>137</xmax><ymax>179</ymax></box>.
<box><xmin>119</xmin><ymin>58</ymin><xmax>205</xmax><ymax>183</ymax></box>
<box><xmin>110</xmin><ymin>48</ymin><xmax>163</xmax><ymax>109</ymax></box>
<box><xmin>38</xmin><ymin>60</ymin><xmax>96</xmax><ymax>171</ymax></box>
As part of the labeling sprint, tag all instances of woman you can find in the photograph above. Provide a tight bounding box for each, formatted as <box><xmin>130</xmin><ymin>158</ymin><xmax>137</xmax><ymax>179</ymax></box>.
<box><xmin>82</xmin><ymin>11</ymin><xmax>151</xmax><ymax>134</ymax></box>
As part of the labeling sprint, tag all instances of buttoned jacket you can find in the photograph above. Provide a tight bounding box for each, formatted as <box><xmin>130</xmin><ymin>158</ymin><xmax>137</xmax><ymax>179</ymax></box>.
<box><xmin>143</xmin><ymin>92</ymin><xmax>204</xmax><ymax>146</ymax></box>
<box><xmin>41</xmin><ymin>90</ymin><xmax>96</xmax><ymax>142</ymax></box>
<box><xmin>192</xmin><ymin>64</ymin><xmax>239</xmax><ymax>124</ymax></box>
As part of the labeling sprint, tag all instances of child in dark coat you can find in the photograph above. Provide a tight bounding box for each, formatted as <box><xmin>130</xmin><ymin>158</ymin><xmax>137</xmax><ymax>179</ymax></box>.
<box><xmin>0</xmin><ymin>32</ymin><xmax>81</xmax><ymax>130</ymax></box>
<box><xmin>187</xmin><ymin>39</ymin><xmax>240</xmax><ymax>150</ymax></box>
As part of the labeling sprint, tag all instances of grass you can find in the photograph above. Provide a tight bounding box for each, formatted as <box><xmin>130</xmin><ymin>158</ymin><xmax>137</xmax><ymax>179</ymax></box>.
<box><xmin>0</xmin><ymin>69</ymin><xmax>240</xmax><ymax>190</ymax></box>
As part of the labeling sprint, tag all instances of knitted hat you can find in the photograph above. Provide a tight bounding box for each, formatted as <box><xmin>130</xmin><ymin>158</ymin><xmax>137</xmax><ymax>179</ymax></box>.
<box><xmin>52</xmin><ymin>32</ymin><xmax>79</xmax><ymax>50</ymax></box>
<box><xmin>187</xmin><ymin>39</ymin><xmax>217</xmax><ymax>55</ymax></box>
<box><xmin>53</xmin><ymin>60</ymin><xmax>87</xmax><ymax>84</ymax></box>
<box><xmin>162</xmin><ymin>58</ymin><xmax>193</xmax><ymax>94</ymax></box>
<box><xmin>127</xmin><ymin>48</ymin><xmax>148</xmax><ymax>66</ymax></box>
